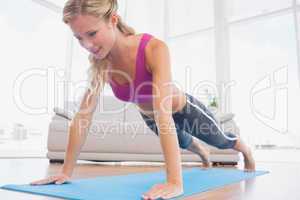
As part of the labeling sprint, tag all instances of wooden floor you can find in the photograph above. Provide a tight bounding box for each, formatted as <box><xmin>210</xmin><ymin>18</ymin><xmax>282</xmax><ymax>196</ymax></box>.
<box><xmin>0</xmin><ymin>158</ymin><xmax>299</xmax><ymax>200</ymax></box>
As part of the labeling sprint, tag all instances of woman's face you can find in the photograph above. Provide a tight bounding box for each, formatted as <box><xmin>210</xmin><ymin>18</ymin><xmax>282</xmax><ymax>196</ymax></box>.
<box><xmin>68</xmin><ymin>14</ymin><xmax>117</xmax><ymax>60</ymax></box>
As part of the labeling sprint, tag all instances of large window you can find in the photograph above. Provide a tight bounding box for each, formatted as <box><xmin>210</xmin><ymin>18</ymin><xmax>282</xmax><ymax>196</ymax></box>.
<box><xmin>167</xmin><ymin>0</ymin><xmax>215</xmax><ymax>104</ymax></box>
<box><xmin>168</xmin><ymin>32</ymin><xmax>216</xmax><ymax>104</ymax></box>
<box><xmin>226</xmin><ymin>0</ymin><xmax>293</xmax><ymax>22</ymax></box>
<box><xmin>168</xmin><ymin>0</ymin><xmax>214</xmax><ymax>37</ymax></box>
<box><xmin>0</xmin><ymin>0</ymin><xmax>68</xmax><ymax>156</ymax></box>
<box><xmin>69</xmin><ymin>37</ymin><xmax>90</xmax><ymax>105</ymax></box>
<box><xmin>126</xmin><ymin>0</ymin><xmax>164</xmax><ymax>40</ymax></box>
<box><xmin>229</xmin><ymin>11</ymin><xmax>300</xmax><ymax>148</ymax></box>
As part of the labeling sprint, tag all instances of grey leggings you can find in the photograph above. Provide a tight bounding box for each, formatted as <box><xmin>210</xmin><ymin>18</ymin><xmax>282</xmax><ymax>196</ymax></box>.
<box><xmin>139</xmin><ymin>92</ymin><xmax>238</xmax><ymax>149</ymax></box>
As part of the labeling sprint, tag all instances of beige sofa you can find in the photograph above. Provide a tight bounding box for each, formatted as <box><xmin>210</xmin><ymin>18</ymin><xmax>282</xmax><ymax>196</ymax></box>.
<box><xmin>47</xmin><ymin>95</ymin><xmax>240</xmax><ymax>165</ymax></box>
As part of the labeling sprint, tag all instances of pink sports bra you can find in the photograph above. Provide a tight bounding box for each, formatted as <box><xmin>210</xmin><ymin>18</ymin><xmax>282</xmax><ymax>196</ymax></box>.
<box><xmin>108</xmin><ymin>33</ymin><xmax>153</xmax><ymax>103</ymax></box>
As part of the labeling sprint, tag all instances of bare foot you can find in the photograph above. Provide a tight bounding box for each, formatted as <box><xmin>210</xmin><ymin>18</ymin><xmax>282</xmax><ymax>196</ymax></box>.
<box><xmin>233</xmin><ymin>138</ymin><xmax>256</xmax><ymax>172</ymax></box>
<box><xmin>195</xmin><ymin>143</ymin><xmax>211</xmax><ymax>169</ymax></box>
<box><xmin>187</xmin><ymin>137</ymin><xmax>212</xmax><ymax>169</ymax></box>
<box><xmin>201</xmin><ymin>160</ymin><xmax>212</xmax><ymax>169</ymax></box>
<box><xmin>243</xmin><ymin>148</ymin><xmax>256</xmax><ymax>172</ymax></box>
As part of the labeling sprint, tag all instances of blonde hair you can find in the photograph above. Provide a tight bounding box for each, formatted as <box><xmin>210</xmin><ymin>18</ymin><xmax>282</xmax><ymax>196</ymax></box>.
<box><xmin>63</xmin><ymin>0</ymin><xmax>135</xmax><ymax>96</ymax></box>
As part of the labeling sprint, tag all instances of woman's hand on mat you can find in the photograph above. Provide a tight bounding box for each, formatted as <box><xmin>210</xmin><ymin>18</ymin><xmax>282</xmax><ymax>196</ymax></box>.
<box><xmin>30</xmin><ymin>173</ymin><xmax>70</xmax><ymax>185</ymax></box>
<box><xmin>141</xmin><ymin>182</ymin><xmax>184</xmax><ymax>200</ymax></box>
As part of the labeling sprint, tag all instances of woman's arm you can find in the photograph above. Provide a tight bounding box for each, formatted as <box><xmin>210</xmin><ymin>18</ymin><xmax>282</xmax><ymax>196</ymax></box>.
<box><xmin>147</xmin><ymin>39</ymin><xmax>183</xmax><ymax>185</ymax></box>
<box><xmin>61</xmin><ymin>87</ymin><xmax>99</xmax><ymax>176</ymax></box>
<box><xmin>30</xmin><ymin>85</ymin><xmax>100</xmax><ymax>185</ymax></box>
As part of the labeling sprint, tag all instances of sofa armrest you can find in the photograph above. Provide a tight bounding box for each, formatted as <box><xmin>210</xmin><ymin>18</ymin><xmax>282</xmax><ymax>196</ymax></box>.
<box><xmin>53</xmin><ymin>107</ymin><xmax>75</xmax><ymax>120</ymax></box>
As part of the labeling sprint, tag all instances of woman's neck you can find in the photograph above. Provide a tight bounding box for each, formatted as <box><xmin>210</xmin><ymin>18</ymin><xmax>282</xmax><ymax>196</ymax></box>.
<box><xmin>106</xmin><ymin>31</ymin><xmax>133</xmax><ymax>67</ymax></box>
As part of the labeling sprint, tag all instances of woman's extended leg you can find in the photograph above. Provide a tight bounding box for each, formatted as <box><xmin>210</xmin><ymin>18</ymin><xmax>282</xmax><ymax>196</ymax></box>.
<box><xmin>181</xmin><ymin>92</ymin><xmax>255</xmax><ymax>171</ymax></box>
<box><xmin>139</xmin><ymin>92</ymin><xmax>255</xmax><ymax>171</ymax></box>
<box><xmin>186</xmin><ymin>134</ymin><xmax>255</xmax><ymax>170</ymax></box>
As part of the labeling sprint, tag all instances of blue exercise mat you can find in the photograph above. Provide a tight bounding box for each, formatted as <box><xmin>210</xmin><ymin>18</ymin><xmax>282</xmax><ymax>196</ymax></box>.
<box><xmin>1</xmin><ymin>168</ymin><xmax>268</xmax><ymax>200</ymax></box>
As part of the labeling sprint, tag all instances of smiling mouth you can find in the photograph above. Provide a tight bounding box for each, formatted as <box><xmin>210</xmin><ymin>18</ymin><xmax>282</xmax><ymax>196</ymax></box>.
<box><xmin>94</xmin><ymin>48</ymin><xmax>102</xmax><ymax>55</ymax></box>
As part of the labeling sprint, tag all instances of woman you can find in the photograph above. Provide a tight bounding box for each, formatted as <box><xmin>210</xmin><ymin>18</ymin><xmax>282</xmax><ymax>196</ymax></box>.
<box><xmin>31</xmin><ymin>0</ymin><xmax>255</xmax><ymax>199</ymax></box>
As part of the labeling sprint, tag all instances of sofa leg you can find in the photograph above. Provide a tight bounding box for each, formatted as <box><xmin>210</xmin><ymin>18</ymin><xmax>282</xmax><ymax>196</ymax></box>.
<box><xmin>49</xmin><ymin>159</ymin><xmax>64</xmax><ymax>164</ymax></box>
<box><xmin>212</xmin><ymin>162</ymin><xmax>238</xmax><ymax>166</ymax></box>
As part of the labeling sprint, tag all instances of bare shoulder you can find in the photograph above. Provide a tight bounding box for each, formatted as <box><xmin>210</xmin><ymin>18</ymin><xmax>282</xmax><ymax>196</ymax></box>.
<box><xmin>145</xmin><ymin>37</ymin><xmax>169</xmax><ymax>73</ymax></box>
<box><xmin>145</xmin><ymin>37</ymin><xmax>168</xmax><ymax>57</ymax></box>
